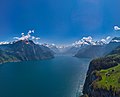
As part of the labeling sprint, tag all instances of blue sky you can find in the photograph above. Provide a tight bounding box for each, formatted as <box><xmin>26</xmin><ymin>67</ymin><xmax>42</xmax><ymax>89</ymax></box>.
<box><xmin>0</xmin><ymin>0</ymin><xmax>120</xmax><ymax>45</ymax></box>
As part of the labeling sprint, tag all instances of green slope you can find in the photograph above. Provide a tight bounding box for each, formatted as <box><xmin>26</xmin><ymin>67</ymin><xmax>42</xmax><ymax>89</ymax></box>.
<box><xmin>94</xmin><ymin>64</ymin><xmax>120</xmax><ymax>91</ymax></box>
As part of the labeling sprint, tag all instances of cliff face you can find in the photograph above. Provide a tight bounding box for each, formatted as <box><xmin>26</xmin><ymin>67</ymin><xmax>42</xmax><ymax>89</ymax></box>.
<box><xmin>82</xmin><ymin>51</ymin><xmax>120</xmax><ymax>97</ymax></box>
<box><xmin>0</xmin><ymin>40</ymin><xmax>54</xmax><ymax>64</ymax></box>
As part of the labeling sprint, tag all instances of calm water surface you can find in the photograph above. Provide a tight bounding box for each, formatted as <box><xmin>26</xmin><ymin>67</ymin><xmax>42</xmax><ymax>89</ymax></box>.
<box><xmin>0</xmin><ymin>55</ymin><xmax>91</xmax><ymax>97</ymax></box>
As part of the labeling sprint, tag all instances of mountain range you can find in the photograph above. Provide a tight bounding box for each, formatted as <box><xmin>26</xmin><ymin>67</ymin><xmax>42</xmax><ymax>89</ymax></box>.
<box><xmin>0</xmin><ymin>36</ymin><xmax>120</xmax><ymax>64</ymax></box>
<box><xmin>0</xmin><ymin>40</ymin><xmax>54</xmax><ymax>64</ymax></box>
<box><xmin>75</xmin><ymin>37</ymin><xmax>120</xmax><ymax>58</ymax></box>
<box><xmin>43</xmin><ymin>36</ymin><xmax>111</xmax><ymax>56</ymax></box>
<box><xmin>43</xmin><ymin>36</ymin><xmax>120</xmax><ymax>58</ymax></box>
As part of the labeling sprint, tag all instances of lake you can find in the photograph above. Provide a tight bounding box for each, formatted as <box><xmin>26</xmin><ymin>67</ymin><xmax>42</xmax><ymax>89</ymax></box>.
<box><xmin>0</xmin><ymin>55</ymin><xmax>91</xmax><ymax>97</ymax></box>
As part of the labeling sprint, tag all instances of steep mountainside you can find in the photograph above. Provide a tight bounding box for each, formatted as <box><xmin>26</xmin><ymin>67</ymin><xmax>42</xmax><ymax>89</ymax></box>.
<box><xmin>0</xmin><ymin>40</ymin><xmax>54</xmax><ymax>64</ymax></box>
<box><xmin>81</xmin><ymin>43</ymin><xmax>120</xmax><ymax>97</ymax></box>
<box><xmin>75</xmin><ymin>45</ymin><xmax>105</xmax><ymax>58</ymax></box>
<box><xmin>75</xmin><ymin>37</ymin><xmax>120</xmax><ymax>59</ymax></box>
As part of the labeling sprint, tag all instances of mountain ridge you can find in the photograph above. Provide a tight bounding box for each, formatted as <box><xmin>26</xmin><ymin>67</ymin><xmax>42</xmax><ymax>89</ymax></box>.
<box><xmin>0</xmin><ymin>40</ymin><xmax>54</xmax><ymax>64</ymax></box>
<box><xmin>75</xmin><ymin>37</ymin><xmax>120</xmax><ymax>59</ymax></box>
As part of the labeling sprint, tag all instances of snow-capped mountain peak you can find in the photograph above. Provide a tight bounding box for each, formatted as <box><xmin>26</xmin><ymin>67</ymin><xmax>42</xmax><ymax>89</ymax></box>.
<box><xmin>72</xmin><ymin>36</ymin><xmax>111</xmax><ymax>47</ymax></box>
<box><xmin>111</xmin><ymin>37</ymin><xmax>120</xmax><ymax>43</ymax></box>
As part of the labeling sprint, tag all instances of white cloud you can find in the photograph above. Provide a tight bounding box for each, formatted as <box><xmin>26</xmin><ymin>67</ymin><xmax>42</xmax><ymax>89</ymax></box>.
<box><xmin>111</xmin><ymin>40</ymin><xmax>120</xmax><ymax>42</ymax></box>
<box><xmin>32</xmin><ymin>36</ymin><xmax>35</xmax><ymax>40</ymax></box>
<box><xmin>100</xmin><ymin>39</ymin><xmax>106</xmax><ymax>43</ymax></box>
<box><xmin>21</xmin><ymin>33</ymin><xmax>24</xmax><ymax>36</ymax></box>
<box><xmin>106</xmin><ymin>36</ymin><xmax>111</xmax><ymax>40</ymax></box>
<box><xmin>31</xmin><ymin>30</ymin><xmax>34</xmax><ymax>33</ymax></box>
<box><xmin>36</xmin><ymin>37</ymin><xmax>40</xmax><ymax>40</ymax></box>
<box><xmin>80</xmin><ymin>36</ymin><xmax>95</xmax><ymax>45</ymax></box>
<box><xmin>0</xmin><ymin>42</ymin><xmax>9</xmax><ymax>45</ymax></box>
<box><xmin>72</xmin><ymin>36</ymin><xmax>111</xmax><ymax>47</ymax></box>
<box><xmin>82</xmin><ymin>36</ymin><xmax>93</xmax><ymax>42</ymax></box>
<box><xmin>96</xmin><ymin>36</ymin><xmax>111</xmax><ymax>45</ymax></box>
<box><xmin>13</xmin><ymin>37</ymin><xmax>19</xmax><ymax>40</ymax></box>
<box><xmin>13</xmin><ymin>30</ymin><xmax>40</xmax><ymax>43</ymax></box>
<box><xmin>72</xmin><ymin>36</ymin><xmax>95</xmax><ymax>47</ymax></box>
<box><xmin>114</xmin><ymin>26</ymin><xmax>120</xmax><ymax>31</ymax></box>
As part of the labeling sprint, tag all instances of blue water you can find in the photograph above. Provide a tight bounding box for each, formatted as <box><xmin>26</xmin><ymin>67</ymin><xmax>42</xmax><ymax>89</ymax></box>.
<box><xmin>0</xmin><ymin>56</ymin><xmax>91</xmax><ymax>97</ymax></box>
